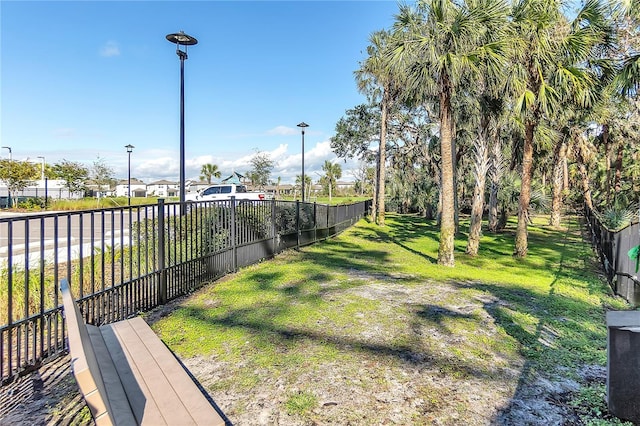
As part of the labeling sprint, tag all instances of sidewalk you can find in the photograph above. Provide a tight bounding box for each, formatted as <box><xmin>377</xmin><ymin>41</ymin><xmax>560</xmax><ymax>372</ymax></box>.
<box><xmin>0</xmin><ymin>210</ymin><xmax>61</xmax><ymax>218</ymax></box>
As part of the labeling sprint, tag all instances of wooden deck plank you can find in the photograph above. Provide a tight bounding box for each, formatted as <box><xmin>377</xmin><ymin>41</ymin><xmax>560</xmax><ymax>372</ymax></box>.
<box><xmin>106</xmin><ymin>319</ymin><xmax>196</xmax><ymax>425</ymax></box>
<box><xmin>123</xmin><ymin>317</ymin><xmax>226</xmax><ymax>426</ymax></box>
<box><xmin>87</xmin><ymin>326</ymin><xmax>138</xmax><ymax>426</ymax></box>
<box><xmin>99</xmin><ymin>325</ymin><xmax>165</xmax><ymax>425</ymax></box>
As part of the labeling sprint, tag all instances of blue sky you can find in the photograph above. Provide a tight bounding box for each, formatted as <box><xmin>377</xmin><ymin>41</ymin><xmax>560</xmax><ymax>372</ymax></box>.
<box><xmin>1</xmin><ymin>1</ymin><xmax>401</xmax><ymax>185</ymax></box>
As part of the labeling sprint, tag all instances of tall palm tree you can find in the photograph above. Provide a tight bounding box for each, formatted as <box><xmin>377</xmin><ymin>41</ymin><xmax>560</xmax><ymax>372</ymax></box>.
<box><xmin>356</xmin><ymin>30</ymin><xmax>403</xmax><ymax>227</ymax></box>
<box><xmin>592</xmin><ymin>1</ymin><xmax>640</xmax><ymax>207</ymax></box>
<box><xmin>390</xmin><ymin>0</ymin><xmax>509</xmax><ymax>266</ymax></box>
<box><xmin>466</xmin><ymin>93</ymin><xmax>507</xmax><ymax>255</ymax></box>
<box><xmin>571</xmin><ymin>128</ymin><xmax>597</xmax><ymax>210</ymax></box>
<box><xmin>615</xmin><ymin>0</ymin><xmax>640</xmax><ymax>97</ymax></box>
<box><xmin>510</xmin><ymin>0</ymin><xmax>609</xmax><ymax>257</ymax></box>
<box><xmin>549</xmin><ymin>133</ymin><xmax>569</xmax><ymax>227</ymax></box>
<box><xmin>487</xmin><ymin>131</ymin><xmax>506</xmax><ymax>232</ymax></box>
<box><xmin>321</xmin><ymin>160</ymin><xmax>342</xmax><ymax>202</ymax></box>
<box><xmin>199</xmin><ymin>163</ymin><xmax>221</xmax><ymax>184</ymax></box>
<box><xmin>295</xmin><ymin>175</ymin><xmax>313</xmax><ymax>200</ymax></box>
<box><xmin>276</xmin><ymin>176</ymin><xmax>281</xmax><ymax>198</ymax></box>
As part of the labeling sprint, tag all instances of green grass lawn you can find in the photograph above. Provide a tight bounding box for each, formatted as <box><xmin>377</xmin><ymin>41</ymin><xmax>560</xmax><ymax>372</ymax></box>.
<box><xmin>151</xmin><ymin>213</ymin><xmax>630</xmax><ymax>424</ymax></box>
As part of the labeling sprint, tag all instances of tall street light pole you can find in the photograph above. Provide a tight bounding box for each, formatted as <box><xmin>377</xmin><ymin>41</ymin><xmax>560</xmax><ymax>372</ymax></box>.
<box><xmin>125</xmin><ymin>144</ymin><xmax>134</xmax><ymax>205</ymax></box>
<box><xmin>166</xmin><ymin>30</ymin><xmax>198</xmax><ymax>212</ymax></box>
<box><xmin>1</xmin><ymin>146</ymin><xmax>11</xmax><ymax>160</ymax></box>
<box><xmin>297</xmin><ymin>122</ymin><xmax>309</xmax><ymax>202</ymax></box>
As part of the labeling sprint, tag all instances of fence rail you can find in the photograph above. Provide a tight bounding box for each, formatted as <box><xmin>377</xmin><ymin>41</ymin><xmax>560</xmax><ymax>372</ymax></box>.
<box><xmin>0</xmin><ymin>198</ymin><xmax>371</xmax><ymax>383</ymax></box>
<box><xmin>584</xmin><ymin>205</ymin><xmax>640</xmax><ymax>305</ymax></box>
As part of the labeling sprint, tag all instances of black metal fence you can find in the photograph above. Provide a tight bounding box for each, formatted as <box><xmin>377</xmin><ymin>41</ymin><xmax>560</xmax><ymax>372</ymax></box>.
<box><xmin>0</xmin><ymin>198</ymin><xmax>371</xmax><ymax>383</ymax></box>
<box><xmin>584</xmin><ymin>205</ymin><xmax>640</xmax><ymax>305</ymax></box>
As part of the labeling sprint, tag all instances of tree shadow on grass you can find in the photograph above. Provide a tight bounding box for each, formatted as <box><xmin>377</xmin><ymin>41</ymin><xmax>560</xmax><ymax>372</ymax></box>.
<box><xmin>456</xmin><ymin>219</ymin><xmax>608</xmax><ymax>423</ymax></box>
<box><xmin>161</xmin><ymin>213</ymin><xmax>611</xmax><ymax>423</ymax></box>
<box><xmin>415</xmin><ymin>304</ymin><xmax>476</xmax><ymax>325</ymax></box>
<box><xmin>178</xmin><ymin>301</ymin><xmax>496</xmax><ymax>381</ymax></box>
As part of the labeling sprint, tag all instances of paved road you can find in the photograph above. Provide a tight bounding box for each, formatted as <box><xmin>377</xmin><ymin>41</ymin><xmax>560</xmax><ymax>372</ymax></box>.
<box><xmin>0</xmin><ymin>208</ymin><xmax>157</xmax><ymax>268</ymax></box>
<box><xmin>0</xmin><ymin>203</ymin><xmax>193</xmax><ymax>269</ymax></box>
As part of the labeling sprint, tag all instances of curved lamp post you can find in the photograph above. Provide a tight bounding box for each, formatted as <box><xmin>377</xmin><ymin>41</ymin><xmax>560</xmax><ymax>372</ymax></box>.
<box><xmin>125</xmin><ymin>144</ymin><xmax>134</xmax><ymax>205</ymax></box>
<box><xmin>297</xmin><ymin>122</ymin><xmax>309</xmax><ymax>202</ymax></box>
<box><xmin>166</xmin><ymin>31</ymin><xmax>198</xmax><ymax>211</ymax></box>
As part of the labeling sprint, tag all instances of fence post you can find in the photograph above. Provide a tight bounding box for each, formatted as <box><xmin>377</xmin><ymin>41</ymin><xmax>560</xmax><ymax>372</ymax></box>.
<box><xmin>313</xmin><ymin>202</ymin><xmax>317</xmax><ymax>242</ymax></box>
<box><xmin>158</xmin><ymin>199</ymin><xmax>167</xmax><ymax>305</ymax></box>
<box><xmin>272</xmin><ymin>199</ymin><xmax>277</xmax><ymax>255</ymax></box>
<box><xmin>296</xmin><ymin>200</ymin><xmax>300</xmax><ymax>249</ymax></box>
<box><xmin>231</xmin><ymin>197</ymin><xmax>237</xmax><ymax>272</ymax></box>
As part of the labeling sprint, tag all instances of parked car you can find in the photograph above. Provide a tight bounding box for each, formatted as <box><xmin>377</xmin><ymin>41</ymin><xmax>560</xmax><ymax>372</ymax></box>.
<box><xmin>185</xmin><ymin>184</ymin><xmax>270</xmax><ymax>202</ymax></box>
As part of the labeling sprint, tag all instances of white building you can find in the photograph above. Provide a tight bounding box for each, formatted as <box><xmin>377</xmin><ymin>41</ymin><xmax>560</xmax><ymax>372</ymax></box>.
<box><xmin>114</xmin><ymin>179</ymin><xmax>147</xmax><ymax>198</ymax></box>
<box><xmin>146</xmin><ymin>180</ymin><xmax>179</xmax><ymax>198</ymax></box>
<box><xmin>0</xmin><ymin>179</ymin><xmax>83</xmax><ymax>201</ymax></box>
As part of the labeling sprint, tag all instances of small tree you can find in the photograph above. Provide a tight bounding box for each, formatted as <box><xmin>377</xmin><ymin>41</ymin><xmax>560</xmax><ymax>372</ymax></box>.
<box><xmin>353</xmin><ymin>162</ymin><xmax>376</xmax><ymax>196</ymax></box>
<box><xmin>52</xmin><ymin>160</ymin><xmax>89</xmax><ymax>195</ymax></box>
<box><xmin>92</xmin><ymin>156</ymin><xmax>115</xmax><ymax>199</ymax></box>
<box><xmin>249</xmin><ymin>150</ymin><xmax>275</xmax><ymax>189</ymax></box>
<box><xmin>0</xmin><ymin>159</ymin><xmax>39</xmax><ymax>207</ymax></box>
<box><xmin>295</xmin><ymin>174</ymin><xmax>313</xmax><ymax>200</ymax></box>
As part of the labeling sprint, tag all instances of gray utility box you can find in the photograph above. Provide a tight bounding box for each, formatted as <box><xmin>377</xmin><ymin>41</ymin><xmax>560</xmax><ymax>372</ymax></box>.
<box><xmin>607</xmin><ymin>310</ymin><xmax>640</xmax><ymax>423</ymax></box>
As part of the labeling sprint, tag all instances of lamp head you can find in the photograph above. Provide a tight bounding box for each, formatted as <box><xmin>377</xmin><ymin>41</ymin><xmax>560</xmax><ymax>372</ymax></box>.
<box><xmin>166</xmin><ymin>31</ymin><xmax>198</xmax><ymax>46</ymax></box>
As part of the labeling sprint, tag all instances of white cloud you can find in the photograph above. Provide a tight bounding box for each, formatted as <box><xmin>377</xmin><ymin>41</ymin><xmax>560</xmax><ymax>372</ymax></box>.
<box><xmin>266</xmin><ymin>125</ymin><xmax>296</xmax><ymax>136</ymax></box>
<box><xmin>188</xmin><ymin>155</ymin><xmax>216</xmax><ymax>168</ymax></box>
<box><xmin>108</xmin><ymin>141</ymin><xmax>359</xmax><ymax>185</ymax></box>
<box><xmin>100</xmin><ymin>41</ymin><xmax>120</xmax><ymax>57</ymax></box>
<box><xmin>307</xmin><ymin>140</ymin><xmax>333</xmax><ymax>159</ymax></box>
<box><xmin>134</xmin><ymin>156</ymin><xmax>178</xmax><ymax>182</ymax></box>
<box><xmin>269</xmin><ymin>144</ymin><xmax>289</xmax><ymax>158</ymax></box>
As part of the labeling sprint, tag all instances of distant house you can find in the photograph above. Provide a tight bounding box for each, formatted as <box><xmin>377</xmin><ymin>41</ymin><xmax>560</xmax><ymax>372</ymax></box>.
<box><xmin>85</xmin><ymin>179</ymin><xmax>114</xmax><ymax>198</ymax></box>
<box><xmin>262</xmin><ymin>184</ymin><xmax>294</xmax><ymax>197</ymax></box>
<box><xmin>115</xmin><ymin>179</ymin><xmax>147</xmax><ymax>198</ymax></box>
<box><xmin>146</xmin><ymin>180</ymin><xmax>179</xmax><ymax>198</ymax></box>
<box><xmin>336</xmin><ymin>181</ymin><xmax>356</xmax><ymax>192</ymax></box>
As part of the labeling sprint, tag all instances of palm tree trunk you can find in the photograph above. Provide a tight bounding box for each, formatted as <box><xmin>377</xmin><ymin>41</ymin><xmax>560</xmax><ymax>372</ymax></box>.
<box><xmin>466</xmin><ymin>117</ymin><xmax>490</xmax><ymax>256</ymax></box>
<box><xmin>578</xmin><ymin>161</ymin><xmax>593</xmax><ymax>210</ymax></box>
<box><xmin>514</xmin><ymin>121</ymin><xmax>535</xmax><ymax>258</ymax></box>
<box><xmin>550</xmin><ymin>138</ymin><xmax>567</xmax><ymax>227</ymax></box>
<box><xmin>614</xmin><ymin>140</ymin><xmax>623</xmax><ymax>199</ymax></box>
<box><xmin>488</xmin><ymin>137</ymin><xmax>503</xmax><ymax>233</ymax></box>
<box><xmin>574</xmin><ymin>137</ymin><xmax>593</xmax><ymax>210</ymax></box>
<box><xmin>371</xmin><ymin>158</ymin><xmax>379</xmax><ymax>220</ymax></box>
<box><xmin>376</xmin><ymin>90</ymin><xmax>389</xmax><ymax>226</ymax></box>
<box><xmin>438</xmin><ymin>79</ymin><xmax>456</xmax><ymax>267</ymax></box>
<box><xmin>603</xmin><ymin>123</ymin><xmax>612</xmax><ymax>204</ymax></box>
